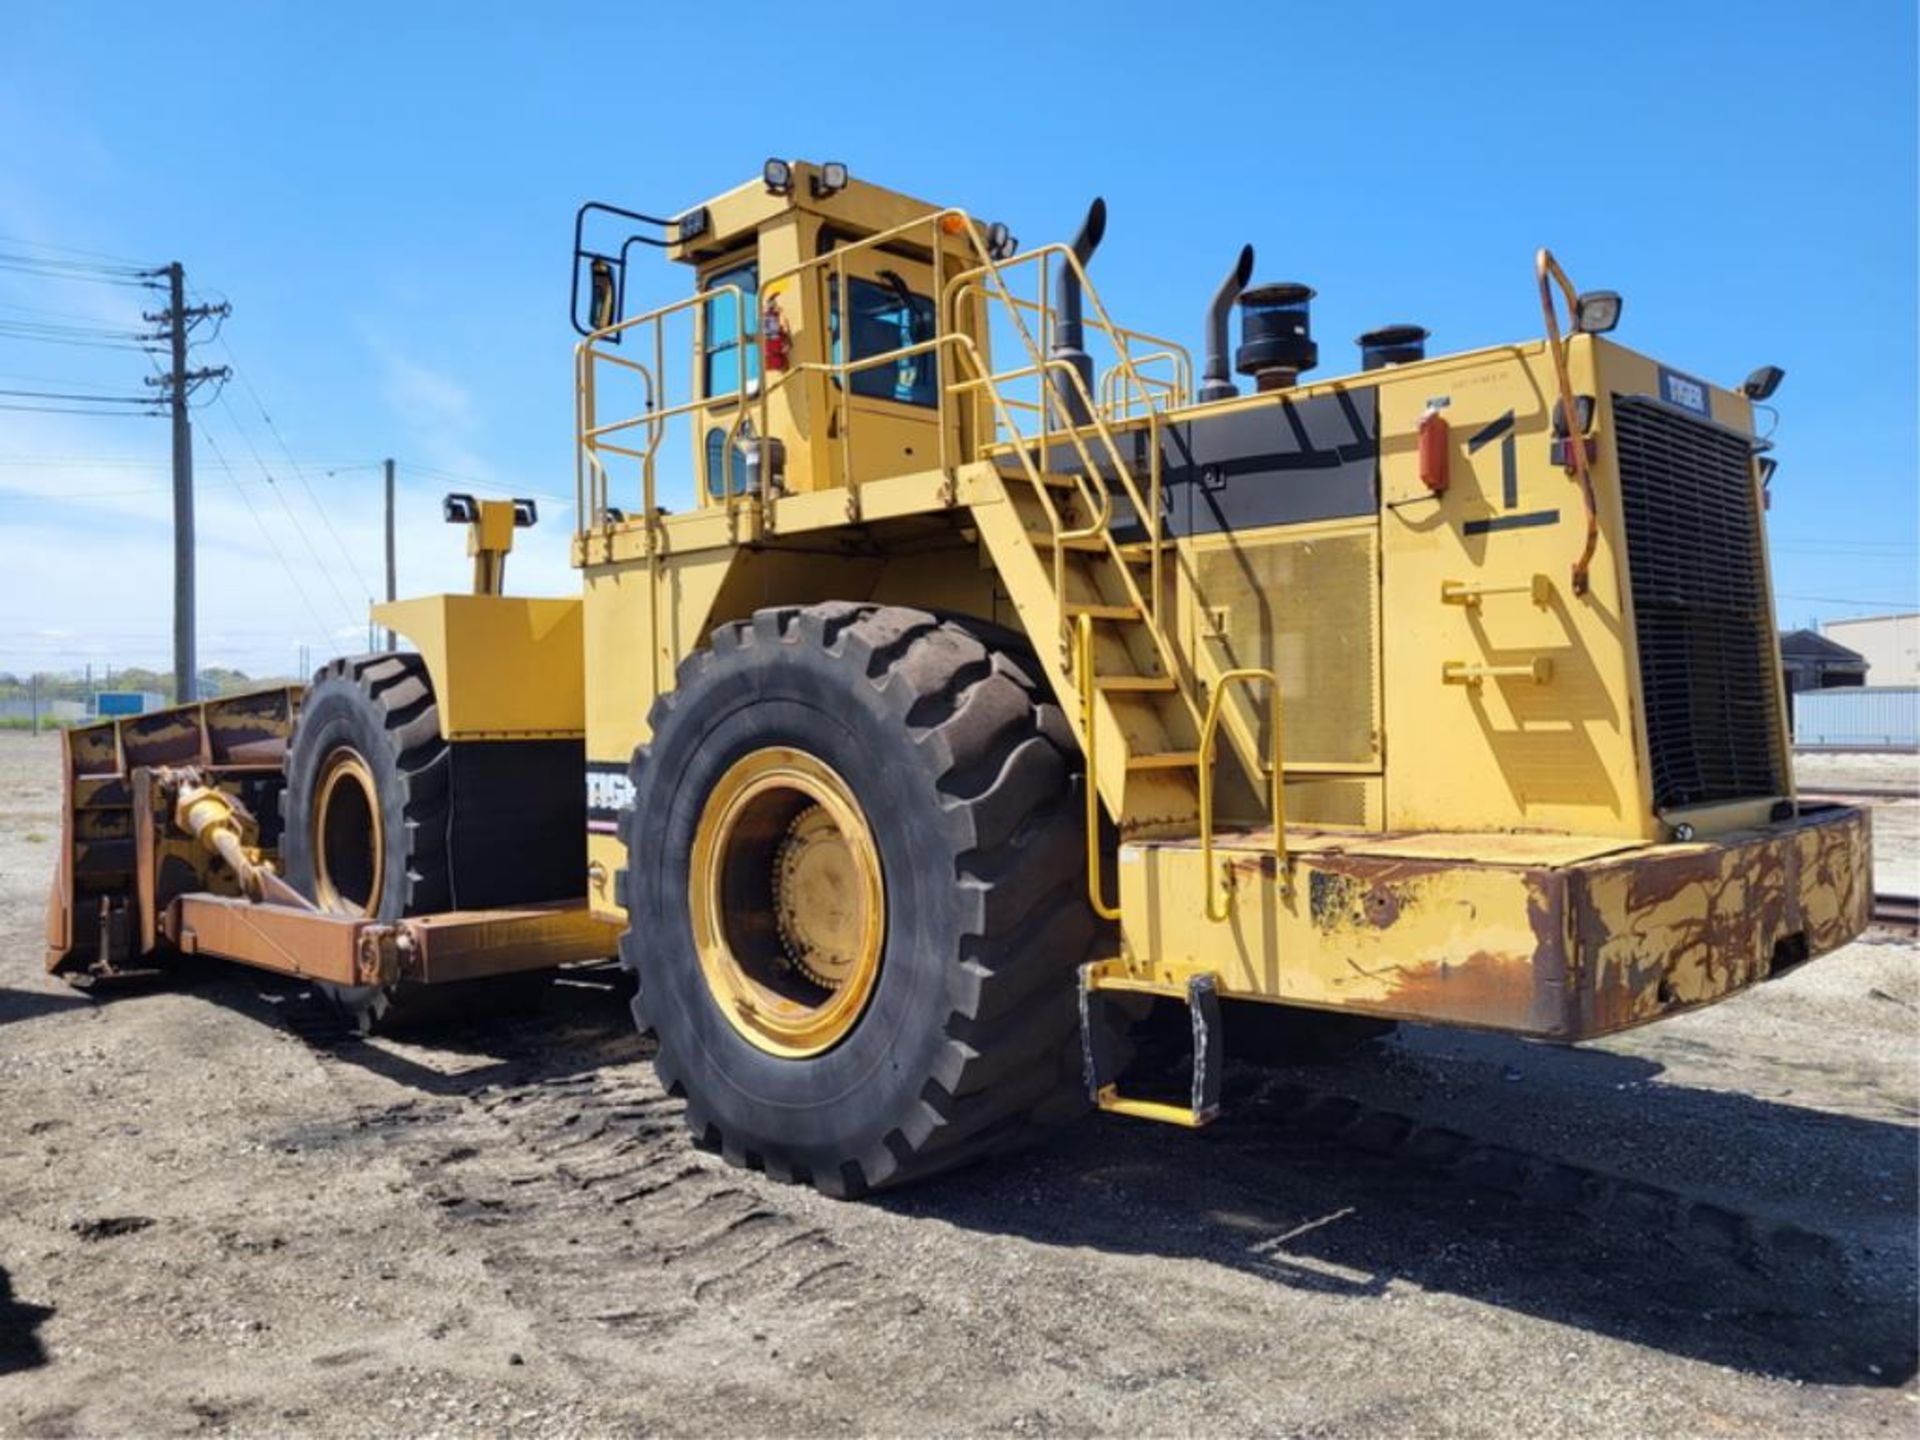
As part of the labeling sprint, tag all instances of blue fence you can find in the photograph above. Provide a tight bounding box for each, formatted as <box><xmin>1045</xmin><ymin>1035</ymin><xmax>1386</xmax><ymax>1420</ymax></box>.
<box><xmin>1792</xmin><ymin>686</ymin><xmax>1920</xmax><ymax>750</ymax></box>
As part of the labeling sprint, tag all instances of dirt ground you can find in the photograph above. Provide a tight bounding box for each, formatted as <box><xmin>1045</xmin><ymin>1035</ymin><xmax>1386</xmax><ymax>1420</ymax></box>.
<box><xmin>1</xmin><ymin>728</ymin><xmax>1915</xmax><ymax>1438</ymax></box>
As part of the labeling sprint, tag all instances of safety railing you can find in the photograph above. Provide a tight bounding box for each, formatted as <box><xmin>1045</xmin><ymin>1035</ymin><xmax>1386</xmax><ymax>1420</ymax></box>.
<box><xmin>1100</xmin><ymin>350</ymin><xmax>1189</xmax><ymax>421</ymax></box>
<box><xmin>943</xmin><ymin>242</ymin><xmax>1174</xmax><ymax>640</ymax></box>
<box><xmin>1074</xmin><ymin>614</ymin><xmax>1123</xmax><ymax>921</ymax></box>
<box><xmin>1535</xmin><ymin>248</ymin><xmax>1599</xmax><ymax>598</ymax></box>
<box><xmin>1198</xmin><ymin>668</ymin><xmax>1288</xmax><ymax>920</ymax></box>
<box><xmin>575</xmin><ymin>284</ymin><xmax>749</xmax><ymax>532</ymax></box>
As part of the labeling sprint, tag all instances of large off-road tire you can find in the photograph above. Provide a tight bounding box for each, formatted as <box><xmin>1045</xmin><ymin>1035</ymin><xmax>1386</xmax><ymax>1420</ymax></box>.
<box><xmin>620</xmin><ymin>603</ymin><xmax>1101</xmax><ymax>1197</ymax></box>
<box><xmin>281</xmin><ymin>653</ymin><xmax>571</xmax><ymax>1034</ymax></box>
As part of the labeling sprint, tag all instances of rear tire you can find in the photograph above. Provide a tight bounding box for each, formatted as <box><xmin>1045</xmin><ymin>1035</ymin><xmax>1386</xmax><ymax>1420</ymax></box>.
<box><xmin>282</xmin><ymin>654</ymin><xmax>562</xmax><ymax>1034</ymax></box>
<box><xmin>621</xmin><ymin>603</ymin><xmax>1101</xmax><ymax>1197</ymax></box>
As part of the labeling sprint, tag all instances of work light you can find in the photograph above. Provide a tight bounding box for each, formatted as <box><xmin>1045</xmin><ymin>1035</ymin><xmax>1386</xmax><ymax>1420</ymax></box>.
<box><xmin>762</xmin><ymin>158</ymin><xmax>793</xmax><ymax>195</ymax></box>
<box><xmin>1573</xmin><ymin>290</ymin><xmax>1622</xmax><ymax>333</ymax></box>
<box><xmin>812</xmin><ymin>161</ymin><xmax>849</xmax><ymax>198</ymax></box>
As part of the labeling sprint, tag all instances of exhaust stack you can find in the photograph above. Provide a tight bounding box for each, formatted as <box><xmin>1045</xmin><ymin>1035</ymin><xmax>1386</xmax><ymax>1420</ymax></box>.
<box><xmin>1049</xmin><ymin>197</ymin><xmax>1107</xmax><ymax>425</ymax></box>
<box><xmin>1198</xmin><ymin>244</ymin><xmax>1256</xmax><ymax>403</ymax></box>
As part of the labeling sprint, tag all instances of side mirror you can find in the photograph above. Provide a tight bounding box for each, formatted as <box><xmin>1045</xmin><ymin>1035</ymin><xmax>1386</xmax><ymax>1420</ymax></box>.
<box><xmin>589</xmin><ymin>258</ymin><xmax>619</xmax><ymax>332</ymax></box>
<box><xmin>571</xmin><ymin>201</ymin><xmax>680</xmax><ymax>341</ymax></box>
<box><xmin>1742</xmin><ymin>364</ymin><xmax>1785</xmax><ymax>401</ymax></box>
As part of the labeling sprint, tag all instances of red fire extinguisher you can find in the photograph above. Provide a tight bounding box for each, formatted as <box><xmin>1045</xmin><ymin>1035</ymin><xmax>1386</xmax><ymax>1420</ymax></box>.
<box><xmin>761</xmin><ymin>295</ymin><xmax>791</xmax><ymax>373</ymax></box>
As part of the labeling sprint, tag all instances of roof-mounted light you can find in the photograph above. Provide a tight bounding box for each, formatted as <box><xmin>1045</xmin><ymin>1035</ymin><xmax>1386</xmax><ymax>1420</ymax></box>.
<box><xmin>811</xmin><ymin>161</ymin><xmax>849</xmax><ymax>198</ymax></box>
<box><xmin>762</xmin><ymin>158</ymin><xmax>793</xmax><ymax>196</ymax></box>
<box><xmin>1573</xmin><ymin>290</ymin><xmax>1622</xmax><ymax>334</ymax></box>
<box><xmin>674</xmin><ymin>207</ymin><xmax>710</xmax><ymax>243</ymax></box>
<box><xmin>986</xmin><ymin>220</ymin><xmax>1017</xmax><ymax>261</ymax></box>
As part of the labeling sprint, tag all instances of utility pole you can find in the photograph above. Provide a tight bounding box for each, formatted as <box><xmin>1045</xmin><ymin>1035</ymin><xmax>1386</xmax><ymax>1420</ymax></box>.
<box><xmin>384</xmin><ymin>457</ymin><xmax>397</xmax><ymax>650</ymax></box>
<box><xmin>143</xmin><ymin>264</ymin><xmax>229</xmax><ymax>705</ymax></box>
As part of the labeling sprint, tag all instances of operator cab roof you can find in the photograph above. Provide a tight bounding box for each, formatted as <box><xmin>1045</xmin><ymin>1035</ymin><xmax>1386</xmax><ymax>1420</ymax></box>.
<box><xmin>666</xmin><ymin>161</ymin><xmax>946</xmax><ymax>265</ymax></box>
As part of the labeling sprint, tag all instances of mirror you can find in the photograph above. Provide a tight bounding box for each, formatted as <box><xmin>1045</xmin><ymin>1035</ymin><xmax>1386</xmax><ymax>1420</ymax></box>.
<box><xmin>590</xmin><ymin>257</ymin><xmax>619</xmax><ymax>331</ymax></box>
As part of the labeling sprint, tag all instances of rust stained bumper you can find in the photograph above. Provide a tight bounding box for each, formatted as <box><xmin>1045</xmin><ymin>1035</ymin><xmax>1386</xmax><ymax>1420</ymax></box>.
<box><xmin>1312</xmin><ymin>804</ymin><xmax>1873</xmax><ymax>1040</ymax></box>
<box><xmin>1563</xmin><ymin>804</ymin><xmax>1872</xmax><ymax>1037</ymax></box>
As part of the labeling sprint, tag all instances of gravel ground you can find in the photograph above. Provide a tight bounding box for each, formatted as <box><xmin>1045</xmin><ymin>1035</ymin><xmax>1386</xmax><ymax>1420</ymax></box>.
<box><xmin>1</xmin><ymin>730</ymin><xmax>1915</xmax><ymax>1437</ymax></box>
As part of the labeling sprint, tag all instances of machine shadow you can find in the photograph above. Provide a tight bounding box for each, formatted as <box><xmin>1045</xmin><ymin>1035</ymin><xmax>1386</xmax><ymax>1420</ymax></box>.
<box><xmin>0</xmin><ymin>1264</ymin><xmax>54</xmax><ymax>1375</ymax></box>
<box><xmin>0</xmin><ymin>985</ymin><xmax>95</xmax><ymax>1029</ymax></box>
<box><xmin>883</xmin><ymin>1042</ymin><xmax>1919</xmax><ymax>1389</ymax></box>
<box><xmin>178</xmin><ymin>961</ymin><xmax>644</xmax><ymax>1097</ymax></box>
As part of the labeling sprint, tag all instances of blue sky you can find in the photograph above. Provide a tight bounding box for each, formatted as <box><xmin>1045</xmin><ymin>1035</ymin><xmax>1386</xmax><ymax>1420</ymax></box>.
<box><xmin>0</xmin><ymin>2</ymin><xmax>1913</xmax><ymax>676</ymax></box>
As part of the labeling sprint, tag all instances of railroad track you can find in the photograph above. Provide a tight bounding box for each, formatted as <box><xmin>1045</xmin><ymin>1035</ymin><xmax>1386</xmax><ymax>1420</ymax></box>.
<box><xmin>1873</xmin><ymin>892</ymin><xmax>1920</xmax><ymax>934</ymax></box>
<box><xmin>1799</xmin><ymin>786</ymin><xmax>1920</xmax><ymax>802</ymax></box>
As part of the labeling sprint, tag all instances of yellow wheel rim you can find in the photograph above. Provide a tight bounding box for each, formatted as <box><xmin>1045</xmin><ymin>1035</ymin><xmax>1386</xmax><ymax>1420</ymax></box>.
<box><xmin>312</xmin><ymin>747</ymin><xmax>384</xmax><ymax>917</ymax></box>
<box><xmin>690</xmin><ymin>747</ymin><xmax>885</xmax><ymax>1058</ymax></box>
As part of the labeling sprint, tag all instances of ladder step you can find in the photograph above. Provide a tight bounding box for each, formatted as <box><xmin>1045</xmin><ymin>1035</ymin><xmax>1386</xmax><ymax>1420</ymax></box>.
<box><xmin>1007</xmin><ymin>469</ymin><xmax>1086</xmax><ymax>491</ymax></box>
<box><xmin>1126</xmin><ymin>749</ymin><xmax>1201</xmax><ymax>771</ymax></box>
<box><xmin>1095</xmin><ymin>674</ymin><xmax>1178</xmax><ymax>693</ymax></box>
<box><xmin>1023</xmin><ymin>528</ymin><xmax>1109</xmax><ymax>553</ymax></box>
<box><xmin>1063</xmin><ymin>601</ymin><xmax>1140</xmax><ymax>621</ymax></box>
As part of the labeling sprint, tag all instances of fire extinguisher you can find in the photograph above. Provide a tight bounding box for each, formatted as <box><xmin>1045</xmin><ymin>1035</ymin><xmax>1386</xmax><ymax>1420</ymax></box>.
<box><xmin>761</xmin><ymin>294</ymin><xmax>791</xmax><ymax>373</ymax></box>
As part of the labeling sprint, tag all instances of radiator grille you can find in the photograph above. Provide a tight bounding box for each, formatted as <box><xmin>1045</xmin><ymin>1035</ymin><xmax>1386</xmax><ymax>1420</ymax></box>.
<box><xmin>1613</xmin><ymin>395</ymin><xmax>1785</xmax><ymax>809</ymax></box>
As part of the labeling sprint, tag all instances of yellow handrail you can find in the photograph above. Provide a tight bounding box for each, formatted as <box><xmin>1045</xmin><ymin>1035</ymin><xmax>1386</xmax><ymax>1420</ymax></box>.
<box><xmin>1199</xmin><ymin>668</ymin><xmax>1288</xmax><ymax>921</ymax></box>
<box><xmin>1535</xmin><ymin>248</ymin><xmax>1599</xmax><ymax>598</ymax></box>
<box><xmin>574</xmin><ymin>282</ymin><xmax>748</xmax><ymax>540</ymax></box>
<box><xmin>1100</xmin><ymin>351</ymin><xmax>1187</xmax><ymax>421</ymax></box>
<box><xmin>1075</xmin><ymin>614</ymin><xmax>1122</xmax><ymax>921</ymax></box>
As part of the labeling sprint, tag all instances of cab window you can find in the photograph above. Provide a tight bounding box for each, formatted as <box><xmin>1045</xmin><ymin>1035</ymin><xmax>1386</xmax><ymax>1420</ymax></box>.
<box><xmin>704</xmin><ymin>426</ymin><xmax>749</xmax><ymax>498</ymax></box>
<box><xmin>702</xmin><ymin>262</ymin><xmax>759</xmax><ymax>398</ymax></box>
<box><xmin>829</xmin><ymin>272</ymin><xmax>938</xmax><ymax>408</ymax></box>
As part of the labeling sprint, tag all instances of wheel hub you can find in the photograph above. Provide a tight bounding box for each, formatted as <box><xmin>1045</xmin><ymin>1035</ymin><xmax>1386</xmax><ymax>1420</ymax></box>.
<box><xmin>773</xmin><ymin>804</ymin><xmax>867</xmax><ymax>990</ymax></box>
<box><xmin>312</xmin><ymin>747</ymin><xmax>383</xmax><ymax>917</ymax></box>
<box><xmin>689</xmin><ymin>748</ymin><xmax>885</xmax><ymax>1058</ymax></box>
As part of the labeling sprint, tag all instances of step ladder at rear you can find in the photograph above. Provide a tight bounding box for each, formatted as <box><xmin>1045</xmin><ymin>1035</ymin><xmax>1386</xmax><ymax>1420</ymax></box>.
<box><xmin>1080</xmin><ymin>959</ymin><xmax>1223</xmax><ymax>1128</ymax></box>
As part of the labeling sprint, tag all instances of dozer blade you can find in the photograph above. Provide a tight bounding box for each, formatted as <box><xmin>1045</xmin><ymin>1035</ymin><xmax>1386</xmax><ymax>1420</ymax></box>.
<box><xmin>45</xmin><ymin>687</ymin><xmax>302</xmax><ymax>978</ymax></box>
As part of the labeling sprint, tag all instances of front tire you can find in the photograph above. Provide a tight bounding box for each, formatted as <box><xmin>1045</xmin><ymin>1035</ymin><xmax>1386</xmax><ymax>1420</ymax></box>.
<box><xmin>621</xmin><ymin>604</ymin><xmax>1100</xmax><ymax>1196</ymax></box>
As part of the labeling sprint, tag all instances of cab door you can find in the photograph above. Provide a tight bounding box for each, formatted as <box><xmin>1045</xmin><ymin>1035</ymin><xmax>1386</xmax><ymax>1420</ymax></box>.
<box><xmin>819</xmin><ymin>250</ymin><xmax>944</xmax><ymax>485</ymax></box>
<box><xmin>695</xmin><ymin>255</ymin><xmax>758</xmax><ymax>504</ymax></box>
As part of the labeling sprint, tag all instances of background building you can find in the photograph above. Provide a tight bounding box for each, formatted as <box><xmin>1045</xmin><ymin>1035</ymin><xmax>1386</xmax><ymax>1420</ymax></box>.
<box><xmin>1823</xmin><ymin>613</ymin><xmax>1920</xmax><ymax>687</ymax></box>
<box><xmin>1781</xmin><ymin>629</ymin><xmax>1869</xmax><ymax>697</ymax></box>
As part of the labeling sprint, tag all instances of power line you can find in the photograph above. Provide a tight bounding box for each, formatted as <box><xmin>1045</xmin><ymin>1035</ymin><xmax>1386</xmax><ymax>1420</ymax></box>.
<box><xmin>199</xmin><ymin>427</ymin><xmax>342</xmax><ymax>649</ymax></box>
<box><xmin>0</xmin><ymin>251</ymin><xmax>162</xmax><ymax>284</ymax></box>
<box><xmin>0</xmin><ymin>385</ymin><xmax>161</xmax><ymax>406</ymax></box>
<box><xmin>0</xmin><ymin>400</ymin><xmax>164</xmax><ymax>417</ymax></box>
<box><xmin>211</xmin><ymin>391</ymin><xmax>364</xmax><ymax>627</ymax></box>
<box><xmin>0</xmin><ymin>234</ymin><xmax>158</xmax><ymax>267</ymax></box>
<box><xmin>1777</xmin><ymin>593</ymin><xmax>1918</xmax><ymax>608</ymax></box>
<box><xmin>0</xmin><ymin>454</ymin><xmax>370</xmax><ymax>469</ymax></box>
<box><xmin>398</xmin><ymin>458</ymin><xmax>571</xmax><ymax>506</ymax></box>
<box><xmin>207</xmin><ymin>323</ymin><xmax>378</xmax><ymax>600</ymax></box>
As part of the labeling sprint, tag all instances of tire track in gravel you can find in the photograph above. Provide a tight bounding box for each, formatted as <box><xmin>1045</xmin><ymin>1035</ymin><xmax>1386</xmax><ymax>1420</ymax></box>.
<box><xmin>270</xmin><ymin>982</ymin><xmax>890</xmax><ymax>1364</ymax></box>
